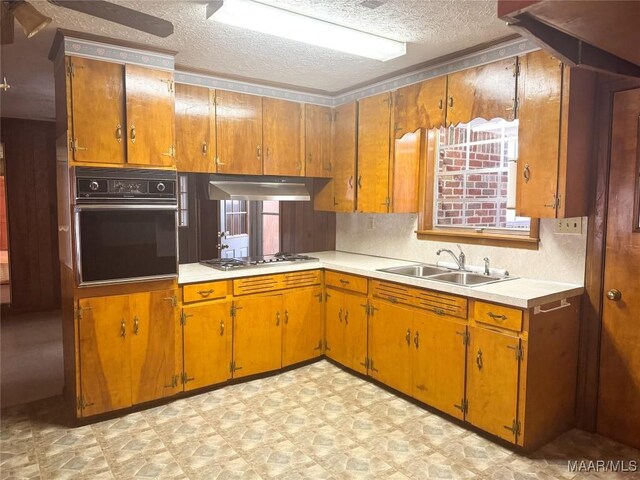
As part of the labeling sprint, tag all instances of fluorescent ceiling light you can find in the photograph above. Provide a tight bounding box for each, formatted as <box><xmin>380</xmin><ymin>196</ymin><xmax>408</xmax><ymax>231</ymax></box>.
<box><xmin>209</xmin><ymin>0</ymin><xmax>406</xmax><ymax>61</ymax></box>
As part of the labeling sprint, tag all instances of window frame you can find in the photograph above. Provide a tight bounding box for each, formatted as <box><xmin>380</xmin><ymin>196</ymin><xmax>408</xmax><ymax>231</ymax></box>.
<box><xmin>417</xmin><ymin>129</ymin><xmax>540</xmax><ymax>250</ymax></box>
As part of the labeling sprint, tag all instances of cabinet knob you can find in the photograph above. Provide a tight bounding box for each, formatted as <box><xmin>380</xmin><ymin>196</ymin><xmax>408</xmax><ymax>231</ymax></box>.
<box><xmin>115</xmin><ymin>124</ymin><xmax>122</xmax><ymax>143</ymax></box>
<box><xmin>130</xmin><ymin>124</ymin><xmax>136</xmax><ymax>143</ymax></box>
<box><xmin>606</xmin><ymin>289</ymin><xmax>622</xmax><ymax>301</ymax></box>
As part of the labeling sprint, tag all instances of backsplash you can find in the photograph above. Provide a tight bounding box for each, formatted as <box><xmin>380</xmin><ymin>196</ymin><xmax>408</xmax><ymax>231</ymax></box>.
<box><xmin>335</xmin><ymin>214</ymin><xmax>587</xmax><ymax>285</ymax></box>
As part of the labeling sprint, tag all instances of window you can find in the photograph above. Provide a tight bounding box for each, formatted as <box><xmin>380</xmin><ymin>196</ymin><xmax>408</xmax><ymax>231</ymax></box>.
<box><xmin>224</xmin><ymin>200</ymin><xmax>248</xmax><ymax>236</ymax></box>
<box><xmin>178</xmin><ymin>174</ymin><xmax>188</xmax><ymax>228</ymax></box>
<box><xmin>418</xmin><ymin>119</ymin><xmax>539</xmax><ymax>249</ymax></box>
<box><xmin>261</xmin><ymin>201</ymin><xmax>280</xmax><ymax>255</ymax></box>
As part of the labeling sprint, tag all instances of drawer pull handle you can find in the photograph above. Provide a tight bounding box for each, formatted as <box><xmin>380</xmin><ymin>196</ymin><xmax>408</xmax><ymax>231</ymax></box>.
<box><xmin>388</xmin><ymin>296</ymin><xmax>398</xmax><ymax>304</ymax></box>
<box><xmin>198</xmin><ymin>289</ymin><xmax>214</xmax><ymax>297</ymax></box>
<box><xmin>405</xmin><ymin>328</ymin><xmax>411</xmax><ymax>346</ymax></box>
<box><xmin>120</xmin><ymin>320</ymin><xmax>126</xmax><ymax>338</ymax></box>
<box><xmin>130</xmin><ymin>124</ymin><xmax>136</xmax><ymax>143</ymax></box>
<box><xmin>284</xmin><ymin>310</ymin><xmax>289</xmax><ymax>325</ymax></box>
<box><xmin>202</xmin><ymin>142</ymin><xmax>208</xmax><ymax>155</ymax></box>
<box><xmin>432</xmin><ymin>307</ymin><xmax>445</xmax><ymax>316</ymax></box>
<box><xmin>276</xmin><ymin>311</ymin><xmax>280</xmax><ymax>326</ymax></box>
<box><xmin>414</xmin><ymin>331</ymin><xmax>419</xmax><ymax>349</ymax></box>
<box><xmin>115</xmin><ymin>123</ymin><xmax>122</xmax><ymax>143</ymax></box>
<box><xmin>338</xmin><ymin>308</ymin><xmax>343</xmax><ymax>322</ymax></box>
<box><xmin>523</xmin><ymin>163</ymin><xmax>530</xmax><ymax>183</ymax></box>
<box><xmin>344</xmin><ymin>311</ymin><xmax>349</xmax><ymax>325</ymax></box>
<box><xmin>133</xmin><ymin>316</ymin><xmax>139</xmax><ymax>335</ymax></box>
<box><xmin>339</xmin><ymin>279</ymin><xmax>350</xmax><ymax>285</ymax></box>
<box><xmin>487</xmin><ymin>312</ymin><xmax>507</xmax><ymax>321</ymax></box>
<box><xmin>476</xmin><ymin>350</ymin><xmax>483</xmax><ymax>370</ymax></box>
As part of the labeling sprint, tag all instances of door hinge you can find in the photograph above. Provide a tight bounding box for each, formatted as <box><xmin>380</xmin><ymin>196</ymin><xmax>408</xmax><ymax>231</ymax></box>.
<box><xmin>77</xmin><ymin>395</ymin><xmax>94</xmax><ymax>411</ymax></box>
<box><xmin>454</xmin><ymin>398</ymin><xmax>468</xmax><ymax>414</ymax></box>
<box><xmin>507</xmin><ymin>343</ymin><xmax>524</xmax><ymax>361</ymax></box>
<box><xmin>504</xmin><ymin>419</ymin><xmax>521</xmax><ymax>438</ymax></box>
<box><xmin>456</xmin><ymin>330</ymin><xmax>470</xmax><ymax>345</ymax></box>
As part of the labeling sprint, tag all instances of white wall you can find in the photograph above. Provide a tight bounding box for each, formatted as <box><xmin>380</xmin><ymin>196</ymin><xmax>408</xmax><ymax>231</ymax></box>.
<box><xmin>335</xmin><ymin>214</ymin><xmax>587</xmax><ymax>285</ymax></box>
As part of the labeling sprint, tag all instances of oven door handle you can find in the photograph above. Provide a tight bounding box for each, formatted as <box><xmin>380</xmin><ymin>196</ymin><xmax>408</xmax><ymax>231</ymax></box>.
<box><xmin>74</xmin><ymin>204</ymin><xmax>178</xmax><ymax>211</ymax></box>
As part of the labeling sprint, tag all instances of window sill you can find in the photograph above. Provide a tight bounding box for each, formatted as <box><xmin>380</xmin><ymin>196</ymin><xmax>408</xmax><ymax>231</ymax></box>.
<box><xmin>416</xmin><ymin>229</ymin><xmax>539</xmax><ymax>250</ymax></box>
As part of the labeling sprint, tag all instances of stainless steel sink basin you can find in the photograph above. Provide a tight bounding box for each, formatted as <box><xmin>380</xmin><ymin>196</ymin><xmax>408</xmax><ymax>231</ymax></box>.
<box><xmin>428</xmin><ymin>271</ymin><xmax>508</xmax><ymax>286</ymax></box>
<box><xmin>378</xmin><ymin>264</ymin><xmax>450</xmax><ymax>277</ymax></box>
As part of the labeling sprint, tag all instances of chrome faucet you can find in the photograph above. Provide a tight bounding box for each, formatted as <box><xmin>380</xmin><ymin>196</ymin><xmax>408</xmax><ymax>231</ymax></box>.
<box><xmin>483</xmin><ymin>257</ymin><xmax>490</xmax><ymax>276</ymax></box>
<box><xmin>436</xmin><ymin>244</ymin><xmax>466</xmax><ymax>271</ymax></box>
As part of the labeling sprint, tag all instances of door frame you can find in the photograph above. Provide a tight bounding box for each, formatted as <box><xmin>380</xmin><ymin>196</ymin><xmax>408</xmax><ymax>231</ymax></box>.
<box><xmin>577</xmin><ymin>76</ymin><xmax>640</xmax><ymax>431</ymax></box>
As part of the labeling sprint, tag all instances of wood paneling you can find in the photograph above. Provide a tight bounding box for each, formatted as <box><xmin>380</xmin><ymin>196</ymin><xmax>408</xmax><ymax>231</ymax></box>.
<box><xmin>357</xmin><ymin>92</ymin><xmax>391</xmax><ymax>213</ymax></box>
<box><xmin>305</xmin><ymin>104</ymin><xmax>332</xmax><ymax>178</ymax></box>
<box><xmin>125</xmin><ymin>65</ymin><xmax>175</xmax><ymax>167</ymax></box>
<box><xmin>68</xmin><ymin>57</ymin><xmax>126</xmax><ymax>164</ymax></box>
<box><xmin>0</xmin><ymin>118</ymin><xmax>60</xmax><ymax>312</ymax></box>
<box><xmin>446</xmin><ymin>58</ymin><xmax>517</xmax><ymax>125</ymax></box>
<box><xmin>175</xmin><ymin>83</ymin><xmax>214</xmax><ymax>173</ymax></box>
<box><xmin>280</xmin><ymin>180</ymin><xmax>336</xmax><ymax>254</ymax></box>
<box><xmin>263</xmin><ymin>98</ymin><xmax>304</xmax><ymax>176</ymax></box>
<box><xmin>215</xmin><ymin>91</ymin><xmax>263</xmax><ymax>174</ymax></box>
<box><xmin>393</xmin><ymin>76</ymin><xmax>447</xmax><ymax>137</ymax></box>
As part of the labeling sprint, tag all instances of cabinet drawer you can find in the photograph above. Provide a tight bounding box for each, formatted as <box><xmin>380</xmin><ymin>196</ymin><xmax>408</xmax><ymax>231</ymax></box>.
<box><xmin>372</xmin><ymin>280</ymin><xmax>413</xmax><ymax>306</ymax></box>
<box><xmin>325</xmin><ymin>271</ymin><xmax>368</xmax><ymax>294</ymax></box>
<box><xmin>183</xmin><ymin>281</ymin><xmax>228</xmax><ymax>303</ymax></box>
<box><xmin>281</xmin><ymin>270</ymin><xmax>321</xmax><ymax>289</ymax></box>
<box><xmin>234</xmin><ymin>275</ymin><xmax>280</xmax><ymax>296</ymax></box>
<box><xmin>473</xmin><ymin>301</ymin><xmax>523</xmax><ymax>332</ymax></box>
<box><xmin>414</xmin><ymin>290</ymin><xmax>468</xmax><ymax>319</ymax></box>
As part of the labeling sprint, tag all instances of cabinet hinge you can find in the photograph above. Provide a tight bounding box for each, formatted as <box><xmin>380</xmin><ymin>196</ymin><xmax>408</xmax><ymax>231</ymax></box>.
<box><xmin>165</xmin><ymin>375</ymin><xmax>179</xmax><ymax>388</ymax></box>
<box><xmin>507</xmin><ymin>343</ymin><xmax>524</xmax><ymax>361</ymax></box>
<box><xmin>180</xmin><ymin>311</ymin><xmax>193</xmax><ymax>326</ymax></box>
<box><xmin>67</xmin><ymin>63</ymin><xmax>74</xmax><ymax>77</ymax></box>
<box><xmin>313</xmin><ymin>340</ymin><xmax>323</xmax><ymax>351</ymax></box>
<box><xmin>456</xmin><ymin>330</ymin><xmax>470</xmax><ymax>345</ymax></box>
<box><xmin>75</xmin><ymin>308</ymin><xmax>82</xmax><ymax>321</ymax></box>
<box><xmin>229</xmin><ymin>361</ymin><xmax>242</xmax><ymax>373</ymax></box>
<box><xmin>384</xmin><ymin>197</ymin><xmax>391</xmax><ymax>211</ymax></box>
<box><xmin>165</xmin><ymin>295</ymin><xmax>177</xmax><ymax>308</ymax></box>
<box><xmin>454</xmin><ymin>398</ymin><xmax>468</xmax><ymax>414</ymax></box>
<box><xmin>314</xmin><ymin>293</ymin><xmax>323</xmax><ymax>303</ymax></box>
<box><xmin>323</xmin><ymin>339</ymin><xmax>330</xmax><ymax>351</ymax></box>
<box><xmin>513</xmin><ymin>61</ymin><xmax>521</xmax><ymax>77</ymax></box>
<box><xmin>77</xmin><ymin>395</ymin><xmax>94</xmax><ymax>411</ymax></box>
<box><xmin>230</xmin><ymin>304</ymin><xmax>237</xmax><ymax>318</ymax></box>
<box><xmin>333</xmin><ymin>196</ymin><xmax>338</xmax><ymax>207</ymax></box>
<box><xmin>504</xmin><ymin>419</ymin><xmax>521</xmax><ymax>438</ymax></box>
<box><xmin>180</xmin><ymin>372</ymin><xmax>194</xmax><ymax>385</ymax></box>
<box><xmin>360</xmin><ymin>357</ymin><xmax>370</xmax><ymax>369</ymax></box>
<box><xmin>545</xmin><ymin>194</ymin><xmax>560</xmax><ymax>210</ymax></box>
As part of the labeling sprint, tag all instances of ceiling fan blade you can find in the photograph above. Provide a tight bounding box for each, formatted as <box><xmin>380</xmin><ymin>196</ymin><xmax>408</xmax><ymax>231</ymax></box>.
<box><xmin>1</xmin><ymin>3</ymin><xmax>15</xmax><ymax>45</ymax></box>
<box><xmin>48</xmin><ymin>1</ymin><xmax>174</xmax><ymax>37</ymax></box>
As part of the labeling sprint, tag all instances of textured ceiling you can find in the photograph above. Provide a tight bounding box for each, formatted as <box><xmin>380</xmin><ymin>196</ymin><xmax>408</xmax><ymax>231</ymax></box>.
<box><xmin>0</xmin><ymin>0</ymin><xmax>512</xmax><ymax>120</ymax></box>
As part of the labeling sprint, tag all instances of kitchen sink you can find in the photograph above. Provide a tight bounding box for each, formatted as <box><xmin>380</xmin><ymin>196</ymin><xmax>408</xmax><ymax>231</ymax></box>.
<box><xmin>377</xmin><ymin>264</ymin><xmax>514</xmax><ymax>287</ymax></box>
<box><xmin>378</xmin><ymin>264</ymin><xmax>450</xmax><ymax>277</ymax></box>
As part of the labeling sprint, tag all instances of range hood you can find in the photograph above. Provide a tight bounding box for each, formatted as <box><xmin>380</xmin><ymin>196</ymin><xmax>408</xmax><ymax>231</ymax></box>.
<box><xmin>207</xmin><ymin>175</ymin><xmax>310</xmax><ymax>201</ymax></box>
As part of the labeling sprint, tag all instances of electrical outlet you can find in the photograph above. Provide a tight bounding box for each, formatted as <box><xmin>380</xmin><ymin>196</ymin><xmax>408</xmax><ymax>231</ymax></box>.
<box><xmin>555</xmin><ymin>217</ymin><xmax>582</xmax><ymax>234</ymax></box>
<box><xmin>367</xmin><ymin>216</ymin><xmax>375</xmax><ymax>231</ymax></box>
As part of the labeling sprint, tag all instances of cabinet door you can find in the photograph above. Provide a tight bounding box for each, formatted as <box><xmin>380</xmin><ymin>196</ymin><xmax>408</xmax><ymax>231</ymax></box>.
<box><xmin>129</xmin><ymin>290</ymin><xmax>180</xmax><ymax>405</ymax></box>
<box><xmin>357</xmin><ymin>92</ymin><xmax>391</xmax><ymax>213</ymax></box>
<box><xmin>391</xmin><ymin>130</ymin><xmax>421</xmax><ymax>213</ymax></box>
<box><xmin>466</xmin><ymin>326</ymin><xmax>521</xmax><ymax>443</ymax></box>
<box><xmin>125</xmin><ymin>65</ymin><xmax>175</xmax><ymax>166</ymax></box>
<box><xmin>233</xmin><ymin>294</ymin><xmax>282</xmax><ymax>378</ymax></box>
<box><xmin>413</xmin><ymin>313</ymin><xmax>467</xmax><ymax>420</ymax></box>
<box><xmin>182</xmin><ymin>301</ymin><xmax>230</xmax><ymax>391</ymax></box>
<box><xmin>343</xmin><ymin>292</ymin><xmax>369</xmax><ymax>374</ymax></box>
<box><xmin>516</xmin><ymin>51</ymin><xmax>563</xmax><ymax>218</ymax></box>
<box><xmin>216</xmin><ymin>91</ymin><xmax>263</xmax><ymax>174</ymax></box>
<box><xmin>369</xmin><ymin>301</ymin><xmax>413</xmax><ymax>396</ymax></box>
<box><xmin>263</xmin><ymin>98</ymin><xmax>304</xmax><ymax>176</ymax></box>
<box><xmin>282</xmin><ymin>287</ymin><xmax>324</xmax><ymax>367</ymax></box>
<box><xmin>333</xmin><ymin>102</ymin><xmax>357</xmax><ymax>212</ymax></box>
<box><xmin>175</xmin><ymin>83</ymin><xmax>214</xmax><ymax>173</ymax></box>
<box><xmin>78</xmin><ymin>295</ymin><xmax>131</xmax><ymax>416</ymax></box>
<box><xmin>68</xmin><ymin>56</ymin><xmax>125</xmax><ymax>164</ymax></box>
<box><xmin>325</xmin><ymin>288</ymin><xmax>345</xmax><ymax>364</ymax></box>
<box><xmin>446</xmin><ymin>58</ymin><xmax>517</xmax><ymax>126</ymax></box>
<box><xmin>305</xmin><ymin>104</ymin><xmax>333</xmax><ymax>177</ymax></box>
<box><xmin>393</xmin><ymin>76</ymin><xmax>447</xmax><ymax>138</ymax></box>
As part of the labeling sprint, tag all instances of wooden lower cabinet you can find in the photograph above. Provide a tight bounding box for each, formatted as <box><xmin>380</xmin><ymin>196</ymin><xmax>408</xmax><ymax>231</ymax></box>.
<box><xmin>232</xmin><ymin>293</ymin><xmax>283</xmax><ymax>378</ymax></box>
<box><xmin>282</xmin><ymin>287</ymin><xmax>324</xmax><ymax>367</ymax></box>
<box><xmin>368</xmin><ymin>300</ymin><xmax>413</xmax><ymax>396</ymax></box>
<box><xmin>182</xmin><ymin>300</ymin><xmax>231</xmax><ymax>391</ymax></box>
<box><xmin>77</xmin><ymin>289</ymin><xmax>180</xmax><ymax>417</ymax></box>
<box><xmin>412</xmin><ymin>312</ymin><xmax>467</xmax><ymax>420</ymax></box>
<box><xmin>325</xmin><ymin>288</ymin><xmax>368</xmax><ymax>374</ymax></box>
<box><xmin>466</xmin><ymin>325</ymin><xmax>521</xmax><ymax>443</ymax></box>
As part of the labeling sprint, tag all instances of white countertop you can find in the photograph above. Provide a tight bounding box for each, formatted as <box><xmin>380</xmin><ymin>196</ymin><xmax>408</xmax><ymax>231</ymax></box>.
<box><xmin>179</xmin><ymin>251</ymin><xmax>583</xmax><ymax>309</ymax></box>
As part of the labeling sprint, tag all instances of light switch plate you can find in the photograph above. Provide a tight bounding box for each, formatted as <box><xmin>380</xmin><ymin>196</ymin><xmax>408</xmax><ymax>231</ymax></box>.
<box><xmin>555</xmin><ymin>217</ymin><xmax>582</xmax><ymax>234</ymax></box>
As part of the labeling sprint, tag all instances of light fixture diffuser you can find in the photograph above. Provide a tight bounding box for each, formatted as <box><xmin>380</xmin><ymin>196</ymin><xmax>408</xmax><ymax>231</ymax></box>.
<box><xmin>209</xmin><ymin>0</ymin><xmax>406</xmax><ymax>61</ymax></box>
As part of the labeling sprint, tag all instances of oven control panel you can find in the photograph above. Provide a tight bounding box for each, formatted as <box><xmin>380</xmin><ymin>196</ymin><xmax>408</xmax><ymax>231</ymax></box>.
<box><xmin>74</xmin><ymin>167</ymin><xmax>177</xmax><ymax>202</ymax></box>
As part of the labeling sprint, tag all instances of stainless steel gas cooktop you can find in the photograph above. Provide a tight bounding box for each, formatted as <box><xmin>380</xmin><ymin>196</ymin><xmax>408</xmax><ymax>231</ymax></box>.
<box><xmin>200</xmin><ymin>253</ymin><xmax>319</xmax><ymax>271</ymax></box>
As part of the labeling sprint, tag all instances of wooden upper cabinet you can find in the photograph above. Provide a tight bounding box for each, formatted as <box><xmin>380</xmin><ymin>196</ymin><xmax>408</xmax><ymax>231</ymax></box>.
<box><xmin>175</xmin><ymin>83</ymin><xmax>214</xmax><ymax>173</ymax></box>
<box><xmin>516</xmin><ymin>50</ymin><xmax>596</xmax><ymax>218</ymax></box>
<box><xmin>216</xmin><ymin>91</ymin><xmax>263</xmax><ymax>175</ymax></box>
<box><xmin>446</xmin><ymin>58</ymin><xmax>517</xmax><ymax>126</ymax></box>
<box><xmin>390</xmin><ymin>129</ymin><xmax>422</xmax><ymax>213</ymax></box>
<box><xmin>357</xmin><ymin>92</ymin><xmax>392</xmax><ymax>213</ymax></box>
<box><xmin>305</xmin><ymin>104</ymin><xmax>333</xmax><ymax>178</ymax></box>
<box><xmin>68</xmin><ymin>57</ymin><xmax>126</xmax><ymax>164</ymax></box>
<box><xmin>331</xmin><ymin>102</ymin><xmax>357</xmax><ymax>212</ymax></box>
<box><xmin>263</xmin><ymin>98</ymin><xmax>304</xmax><ymax>176</ymax></box>
<box><xmin>124</xmin><ymin>65</ymin><xmax>175</xmax><ymax>167</ymax></box>
<box><xmin>393</xmin><ymin>76</ymin><xmax>447</xmax><ymax>137</ymax></box>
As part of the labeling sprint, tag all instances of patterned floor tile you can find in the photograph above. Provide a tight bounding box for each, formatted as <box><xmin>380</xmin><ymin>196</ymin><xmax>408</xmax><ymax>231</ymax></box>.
<box><xmin>397</xmin><ymin>451</ymin><xmax>478</xmax><ymax>479</ymax></box>
<box><xmin>316</xmin><ymin>444</ymin><xmax>396</xmax><ymax>479</ymax></box>
<box><xmin>244</xmin><ymin>439</ymin><xmax>315</xmax><ymax>478</ymax></box>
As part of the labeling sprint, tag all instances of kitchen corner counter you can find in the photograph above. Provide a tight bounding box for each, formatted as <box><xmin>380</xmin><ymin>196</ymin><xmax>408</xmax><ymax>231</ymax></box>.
<box><xmin>179</xmin><ymin>251</ymin><xmax>583</xmax><ymax>309</ymax></box>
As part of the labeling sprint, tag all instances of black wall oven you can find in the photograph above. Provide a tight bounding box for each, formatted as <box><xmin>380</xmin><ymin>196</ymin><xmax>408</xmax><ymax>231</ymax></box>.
<box><xmin>74</xmin><ymin>167</ymin><xmax>178</xmax><ymax>286</ymax></box>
